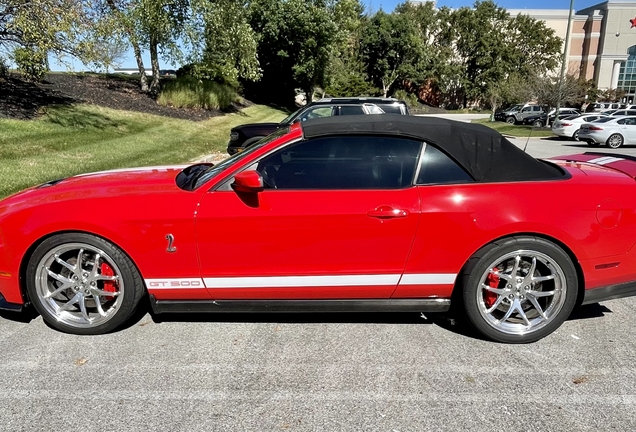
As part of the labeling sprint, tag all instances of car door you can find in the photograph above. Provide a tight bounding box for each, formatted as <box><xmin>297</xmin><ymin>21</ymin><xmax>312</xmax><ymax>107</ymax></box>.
<box><xmin>617</xmin><ymin>117</ymin><xmax>636</xmax><ymax>143</ymax></box>
<box><xmin>195</xmin><ymin>135</ymin><xmax>423</xmax><ymax>299</ymax></box>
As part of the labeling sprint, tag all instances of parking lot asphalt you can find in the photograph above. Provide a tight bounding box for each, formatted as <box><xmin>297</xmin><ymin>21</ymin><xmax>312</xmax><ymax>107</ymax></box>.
<box><xmin>3</xmin><ymin>120</ymin><xmax>636</xmax><ymax>431</ymax></box>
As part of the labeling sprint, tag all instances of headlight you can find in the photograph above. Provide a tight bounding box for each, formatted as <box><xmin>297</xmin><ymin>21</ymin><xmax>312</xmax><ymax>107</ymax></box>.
<box><xmin>230</xmin><ymin>132</ymin><xmax>239</xmax><ymax>141</ymax></box>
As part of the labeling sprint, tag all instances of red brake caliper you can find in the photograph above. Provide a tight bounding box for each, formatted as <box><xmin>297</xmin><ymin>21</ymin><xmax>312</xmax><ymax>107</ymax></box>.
<box><xmin>100</xmin><ymin>262</ymin><xmax>116</xmax><ymax>301</ymax></box>
<box><xmin>484</xmin><ymin>268</ymin><xmax>499</xmax><ymax>308</ymax></box>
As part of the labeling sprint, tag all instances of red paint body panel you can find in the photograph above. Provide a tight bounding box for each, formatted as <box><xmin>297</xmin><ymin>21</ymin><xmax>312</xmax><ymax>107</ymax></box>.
<box><xmin>2</xmin><ymin>126</ymin><xmax>636</xmax><ymax>307</ymax></box>
<box><xmin>196</xmin><ymin>188</ymin><xmax>420</xmax><ymax>299</ymax></box>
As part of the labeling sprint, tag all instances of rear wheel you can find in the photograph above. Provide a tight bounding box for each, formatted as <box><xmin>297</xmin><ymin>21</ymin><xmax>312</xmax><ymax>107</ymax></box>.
<box><xmin>607</xmin><ymin>133</ymin><xmax>624</xmax><ymax>149</ymax></box>
<box><xmin>572</xmin><ymin>129</ymin><xmax>580</xmax><ymax>141</ymax></box>
<box><xmin>532</xmin><ymin>120</ymin><xmax>544</xmax><ymax>128</ymax></box>
<box><xmin>26</xmin><ymin>233</ymin><xmax>145</xmax><ymax>335</ymax></box>
<box><xmin>461</xmin><ymin>237</ymin><xmax>578</xmax><ymax>344</ymax></box>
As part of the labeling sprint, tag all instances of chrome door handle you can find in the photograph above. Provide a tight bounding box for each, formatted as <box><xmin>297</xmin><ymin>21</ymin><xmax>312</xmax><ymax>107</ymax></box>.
<box><xmin>367</xmin><ymin>206</ymin><xmax>409</xmax><ymax>219</ymax></box>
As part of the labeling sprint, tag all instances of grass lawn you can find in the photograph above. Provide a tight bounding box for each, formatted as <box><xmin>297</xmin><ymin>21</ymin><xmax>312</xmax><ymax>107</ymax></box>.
<box><xmin>0</xmin><ymin>104</ymin><xmax>286</xmax><ymax>199</ymax></box>
<box><xmin>472</xmin><ymin>118</ymin><xmax>555</xmax><ymax>138</ymax></box>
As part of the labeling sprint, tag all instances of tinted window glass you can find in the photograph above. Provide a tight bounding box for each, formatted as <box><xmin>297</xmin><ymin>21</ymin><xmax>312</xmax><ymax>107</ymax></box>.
<box><xmin>257</xmin><ymin>136</ymin><xmax>421</xmax><ymax>189</ymax></box>
<box><xmin>339</xmin><ymin>105</ymin><xmax>365</xmax><ymax>116</ymax></box>
<box><xmin>299</xmin><ymin>107</ymin><xmax>333</xmax><ymax>121</ymax></box>
<box><xmin>379</xmin><ymin>104</ymin><xmax>405</xmax><ymax>114</ymax></box>
<box><xmin>416</xmin><ymin>144</ymin><xmax>473</xmax><ymax>185</ymax></box>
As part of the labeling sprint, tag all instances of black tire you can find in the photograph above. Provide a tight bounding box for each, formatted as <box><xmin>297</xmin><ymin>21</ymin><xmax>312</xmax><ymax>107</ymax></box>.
<box><xmin>586</xmin><ymin>140</ymin><xmax>600</xmax><ymax>147</ymax></box>
<box><xmin>243</xmin><ymin>136</ymin><xmax>266</xmax><ymax>150</ymax></box>
<box><xmin>505</xmin><ymin>116</ymin><xmax>516</xmax><ymax>125</ymax></box>
<box><xmin>606</xmin><ymin>133</ymin><xmax>624</xmax><ymax>149</ymax></box>
<box><xmin>461</xmin><ymin>236</ymin><xmax>578</xmax><ymax>344</ymax></box>
<box><xmin>26</xmin><ymin>233</ymin><xmax>145</xmax><ymax>335</ymax></box>
<box><xmin>532</xmin><ymin>120</ymin><xmax>544</xmax><ymax>128</ymax></box>
<box><xmin>572</xmin><ymin>129</ymin><xmax>580</xmax><ymax>141</ymax></box>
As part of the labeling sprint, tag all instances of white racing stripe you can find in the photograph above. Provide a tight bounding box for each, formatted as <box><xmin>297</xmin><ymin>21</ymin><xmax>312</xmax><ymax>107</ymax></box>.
<box><xmin>587</xmin><ymin>156</ymin><xmax>624</xmax><ymax>165</ymax></box>
<box><xmin>203</xmin><ymin>275</ymin><xmax>400</xmax><ymax>288</ymax></box>
<box><xmin>399</xmin><ymin>273</ymin><xmax>457</xmax><ymax>285</ymax></box>
<box><xmin>146</xmin><ymin>274</ymin><xmax>458</xmax><ymax>290</ymax></box>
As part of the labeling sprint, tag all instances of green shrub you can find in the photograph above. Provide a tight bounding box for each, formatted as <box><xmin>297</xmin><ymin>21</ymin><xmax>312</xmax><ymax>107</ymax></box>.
<box><xmin>392</xmin><ymin>89</ymin><xmax>419</xmax><ymax>108</ymax></box>
<box><xmin>157</xmin><ymin>76</ymin><xmax>240</xmax><ymax>110</ymax></box>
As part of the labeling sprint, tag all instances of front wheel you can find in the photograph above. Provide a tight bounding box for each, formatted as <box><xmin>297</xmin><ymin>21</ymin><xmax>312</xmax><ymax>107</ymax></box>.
<box><xmin>461</xmin><ymin>237</ymin><xmax>578</xmax><ymax>343</ymax></box>
<box><xmin>532</xmin><ymin>120</ymin><xmax>544</xmax><ymax>128</ymax></box>
<box><xmin>572</xmin><ymin>129</ymin><xmax>580</xmax><ymax>141</ymax></box>
<box><xmin>505</xmin><ymin>117</ymin><xmax>516</xmax><ymax>125</ymax></box>
<box><xmin>26</xmin><ymin>233</ymin><xmax>145</xmax><ymax>335</ymax></box>
<box><xmin>607</xmin><ymin>133</ymin><xmax>624</xmax><ymax>149</ymax></box>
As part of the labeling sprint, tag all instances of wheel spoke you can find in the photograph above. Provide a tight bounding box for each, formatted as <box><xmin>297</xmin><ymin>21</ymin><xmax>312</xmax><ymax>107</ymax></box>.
<box><xmin>527</xmin><ymin>289</ymin><xmax>555</xmax><ymax>298</ymax></box>
<box><xmin>489</xmin><ymin>268</ymin><xmax>511</xmax><ymax>281</ymax></box>
<box><xmin>526</xmin><ymin>294</ymin><xmax>548</xmax><ymax>320</ymax></box>
<box><xmin>78</xmin><ymin>293</ymin><xmax>90</xmax><ymax>322</ymax></box>
<box><xmin>510</xmin><ymin>255</ymin><xmax>521</xmax><ymax>279</ymax></box>
<box><xmin>94</xmin><ymin>275</ymin><xmax>120</xmax><ymax>282</ymax></box>
<box><xmin>90</xmin><ymin>253</ymin><xmax>102</xmax><ymax>279</ymax></box>
<box><xmin>92</xmin><ymin>288</ymin><xmax>120</xmax><ymax>297</ymax></box>
<box><xmin>54</xmin><ymin>255</ymin><xmax>76</xmax><ymax>273</ymax></box>
<box><xmin>481</xmin><ymin>283</ymin><xmax>506</xmax><ymax>295</ymax></box>
<box><xmin>517</xmin><ymin>303</ymin><xmax>531</xmax><ymax>327</ymax></box>
<box><xmin>76</xmin><ymin>249</ymin><xmax>85</xmax><ymax>273</ymax></box>
<box><xmin>499</xmin><ymin>298</ymin><xmax>517</xmax><ymax>323</ymax></box>
<box><xmin>485</xmin><ymin>295</ymin><xmax>505</xmax><ymax>314</ymax></box>
<box><xmin>59</xmin><ymin>292</ymin><xmax>82</xmax><ymax>311</ymax></box>
<box><xmin>44</xmin><ymin>282</ymin><xmax>74</xmax><ymax>299</ymax></box>
<box><xmin>531</xmin><ymin>275</ymin><xmax>555</xmax><ymax>283</ymax></box>
<box><xmin>93</xmin><ymin>295</ymin><xmax>106</xmax><ymax>317</ymax></box>
<box><xmin>46</xmin><ymin>269</ymin><xmax>74</xmax><ymax>285</ymax></box>
<box><xmin>525</xmin><ymin>257</ymin><xmax>537</xmax><ymax>282</ymax></box>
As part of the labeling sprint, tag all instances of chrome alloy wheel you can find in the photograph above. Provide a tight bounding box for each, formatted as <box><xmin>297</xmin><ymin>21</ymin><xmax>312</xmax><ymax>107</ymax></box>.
<box><xmin>34</xmin><ymin>243</ymin><xmax>124</xmax><ymax>328</ymax></box>
<box><xmin>476</xmin><ymin>250</ymin><xmax>567</xmax><ymax>335</ymax></box>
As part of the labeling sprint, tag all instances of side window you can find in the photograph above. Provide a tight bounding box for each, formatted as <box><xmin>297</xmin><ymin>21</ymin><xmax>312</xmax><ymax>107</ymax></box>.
<box><xmin>625</xmin><ymin>118</ymin><xmax>636</xmax><ymax>125</ymax></box>
<box><xmin>416</xmin><ymin>144</ymin><xmax>473</xmax><ymax>185</ymax></box>
<box><xmin>521</xmin><ymin>107</ymin><xmax>531</xmax><ymax>112</ymax></box>
<box><xmin>364</xmin><ymin>104</ymin><xmax>385</xmax><ymax>115</ymax></box>
<box><xmin>299</xmin><ymin>106</ymin><xmax>333</xmax><ymax>121</ymax></box>
<box><xmin>339</xmin><ymin>105</ymin><xmax>365</xmax><ymax>116</ymax></box>
<box><xmin>533</xmin><ymin>106</ymin><xmax>541</xmax><ymax>112</ymax></box>
<box><xmin>617</xmin><ymin>119</ymin><xmax>626</xmax><ymax>125</ymax></box>
<box><xmin>256</xmin><ymin>136</ymin><xmax>422</xmax><ymax>189</ymax></box>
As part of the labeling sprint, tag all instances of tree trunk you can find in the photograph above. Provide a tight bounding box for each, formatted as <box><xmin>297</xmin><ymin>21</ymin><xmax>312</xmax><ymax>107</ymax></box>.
<box><xmin>305</xmin><ymin>86</ymin><xmax>313</xmax><ymax>105</ymax></box>
<box><xmin>132</xmin><ymin>41</ymin><xmax>149</xmax><ymax>92</ymax></box>
<box><xmin>149</xmin><ymin>35</ymin><xmax>160</xmax><ymax>95</ymax></box>
<box><xmin>105</xmin><ymin>0</ymin><xmax>148</xmax><ymax>92</ymax></box>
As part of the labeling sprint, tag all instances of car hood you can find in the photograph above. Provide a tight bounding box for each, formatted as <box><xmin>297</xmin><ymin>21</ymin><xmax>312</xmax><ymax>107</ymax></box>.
<box><xmin>0</xmin><ymin>165</ymin><xmax>189</xmax><ymax>214</ymax></box>
<box><xmin>232</xmin><ymin>122</ymin><xmax>281</xmax><ymax>131</ymax></box>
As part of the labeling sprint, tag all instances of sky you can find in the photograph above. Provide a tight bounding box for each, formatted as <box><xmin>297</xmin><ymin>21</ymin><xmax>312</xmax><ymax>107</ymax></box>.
<box><xmin>49</xmin><ymin>0</ymin><xmax>615</xmax><ymax>72</ymax></box>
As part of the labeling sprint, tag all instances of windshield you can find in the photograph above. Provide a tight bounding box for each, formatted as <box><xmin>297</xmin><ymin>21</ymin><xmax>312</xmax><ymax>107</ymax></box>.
<box><xmin>279</xmin><ymin>107</ymin><xmax>304</xmax><ymax>125</ymax></box>
<box><xmin>189</xmin><ymin>127</ymin><xmax>290</xmax><ymax>190</ymax></box>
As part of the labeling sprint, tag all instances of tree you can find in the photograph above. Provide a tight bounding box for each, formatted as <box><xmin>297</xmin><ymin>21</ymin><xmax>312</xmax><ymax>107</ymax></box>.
<box><xmin>448</xmin><ymin>1</ymin><xmax>562</xmax><ymax>107</ymax></box>
<box><xmin>0</xmin><ymin>0</ymin><xmax>101</xmax><ymax>80</ymax></box>
<box><xmin>248</xmin><ymin>0</ymin><xmax>336</xmax><ymax>105</ymax></box>
<box><xmin>360</xmin><ymin>10</ymin><xmax>428</xmax><ymax>97</ymax></box>
<box><xmin>323</xmin><ymin>0</ymin><xmax>373</xmax><ymax>97</ymax></box>
<box><xmin>534</xmin><ymin>73</ymin><xmax>591</xmax><ymax>122</ymax></box>
<box><xmin>186</xmin><ymin>0</ymin><xmax>260</xmax><ymax>86</ymax></box>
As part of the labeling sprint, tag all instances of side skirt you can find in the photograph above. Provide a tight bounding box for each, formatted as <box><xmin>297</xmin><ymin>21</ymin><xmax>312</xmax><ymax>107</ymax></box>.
<box><xmin>582</xmin><ymin>281</ymin><xmax>636</xmax><ymax>305</ymax></box>
<box><xmin>149</xmin><ymin>297</ymin><xmax>451</xmax><ymax>314</ymax></box>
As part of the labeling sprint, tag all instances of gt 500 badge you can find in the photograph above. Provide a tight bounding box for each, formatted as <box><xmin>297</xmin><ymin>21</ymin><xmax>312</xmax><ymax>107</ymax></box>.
<box><xmin>145</xmin><ymin>278</ymin><xmax>205</xmax><ymax>289</ymax></box>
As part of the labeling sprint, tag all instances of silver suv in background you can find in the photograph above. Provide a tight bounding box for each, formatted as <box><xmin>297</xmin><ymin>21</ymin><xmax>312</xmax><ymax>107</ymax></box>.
<box><xmin>495</xmin><ymin>104</ymin><xmax>545</xmax><ymax>124</ymax></box>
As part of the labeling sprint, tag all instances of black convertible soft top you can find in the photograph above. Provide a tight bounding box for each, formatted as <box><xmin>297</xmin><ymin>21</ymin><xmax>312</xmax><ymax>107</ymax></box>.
<box><xmin>301</xmin><ymin>115</ymin><xmax>563</xmax><ymax>182</ymax></box>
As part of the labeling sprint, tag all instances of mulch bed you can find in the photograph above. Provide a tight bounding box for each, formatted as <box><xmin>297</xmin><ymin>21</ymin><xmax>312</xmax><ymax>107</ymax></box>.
<box><xmin>0</xmin><ymin>73</ymin><xmax>238</xmax><ymax>121</ymax></box>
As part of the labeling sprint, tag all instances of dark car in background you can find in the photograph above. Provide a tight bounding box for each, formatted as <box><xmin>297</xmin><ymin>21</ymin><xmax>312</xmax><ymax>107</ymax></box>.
<box><xmin>522</xmin><ymin>108</ymin><xmax>581</xmax><ymax>127</ymax></box>
<box><xmin>227</xmin><ymin>98</ymin><xmax>410</xmax><ymax>155</ymax></box>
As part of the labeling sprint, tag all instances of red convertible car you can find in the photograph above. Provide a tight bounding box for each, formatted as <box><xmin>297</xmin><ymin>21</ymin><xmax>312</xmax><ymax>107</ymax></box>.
<box><xmin>1</xmin><ymin>115</ymin><xmax>636</xmax><ymax>343</ymax></box>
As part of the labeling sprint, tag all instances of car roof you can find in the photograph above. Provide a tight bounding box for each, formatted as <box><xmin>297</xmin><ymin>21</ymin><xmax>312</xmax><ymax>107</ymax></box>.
<box><xmin>313</xmin><ymin>97</ymin><xmax>406</xmax><ymax>105</ymax></box>
<box><xmin>300</xmin><ymin>115</ymin><xmax>563</xmax><ymax>183</ymax></box>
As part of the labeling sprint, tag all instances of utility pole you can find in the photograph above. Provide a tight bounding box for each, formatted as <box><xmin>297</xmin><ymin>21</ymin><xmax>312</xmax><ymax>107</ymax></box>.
<box><xmin>555</xmin><ymin>0</ymin><xmax>575</xmax><ymax>125</ymax></box>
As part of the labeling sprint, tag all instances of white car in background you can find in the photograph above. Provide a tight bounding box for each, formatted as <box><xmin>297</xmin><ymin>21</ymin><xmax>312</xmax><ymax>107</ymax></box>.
<box><xmin>552</xmin><ymin>114</ymin><xmax>608</xmax><ymax>141</ymax></box>
<box><xmin>578</xmin><ymin>116</ymin><xmax>636</xmax><ymax>149</ymax></box>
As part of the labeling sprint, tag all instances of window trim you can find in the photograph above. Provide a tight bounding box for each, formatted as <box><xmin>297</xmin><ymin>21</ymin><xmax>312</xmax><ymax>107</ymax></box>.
<box><xmin>414</xmin><ymin>141</ymin><xmax>475</xmax><ymax>186</ymax></box>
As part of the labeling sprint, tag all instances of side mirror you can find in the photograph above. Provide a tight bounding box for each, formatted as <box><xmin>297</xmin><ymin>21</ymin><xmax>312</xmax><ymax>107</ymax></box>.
<box><xmin>231</xmin><ymin>170</ymin><xmax>264</xmax><ymax>193</ymax></box>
